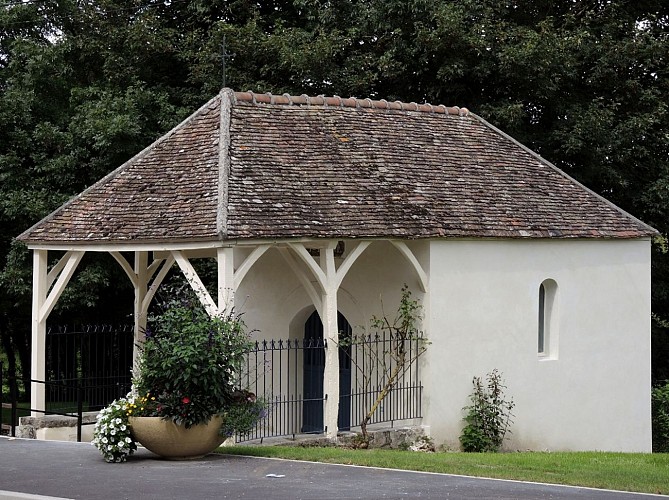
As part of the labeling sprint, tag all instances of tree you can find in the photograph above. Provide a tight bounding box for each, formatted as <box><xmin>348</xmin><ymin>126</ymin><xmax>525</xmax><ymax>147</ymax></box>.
<box><xmin>1</xmin><ymin>0</ymin><xmax>668</xmax><ymax>389</ymax></box>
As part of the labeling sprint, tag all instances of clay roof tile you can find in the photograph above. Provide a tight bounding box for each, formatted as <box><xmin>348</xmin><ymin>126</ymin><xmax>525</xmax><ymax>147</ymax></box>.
<box><xmin>16</xmin><ymin>88</ymin><xmax>656</xmax><ymax>245</ymax></box>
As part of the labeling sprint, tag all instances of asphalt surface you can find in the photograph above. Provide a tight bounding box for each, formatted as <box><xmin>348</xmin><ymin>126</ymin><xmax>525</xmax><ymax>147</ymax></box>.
<box><xmin>0</xmin><ymin>436</ymin><xmax>665</xmax><ymax>500</ymax></box>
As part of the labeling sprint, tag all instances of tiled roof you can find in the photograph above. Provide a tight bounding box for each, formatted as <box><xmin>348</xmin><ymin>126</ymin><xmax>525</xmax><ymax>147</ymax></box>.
<box><xmin>18</xmin><ymin>88</ymin><xmax>656</xmax><ymax>245</ymax></box>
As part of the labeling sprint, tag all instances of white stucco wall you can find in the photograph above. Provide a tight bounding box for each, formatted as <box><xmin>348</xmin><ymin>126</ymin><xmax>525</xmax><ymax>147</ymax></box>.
<box><xmin>424</xmin><ymin>238</ymin><xmax>652</xmax><ymax>452</ymax></box>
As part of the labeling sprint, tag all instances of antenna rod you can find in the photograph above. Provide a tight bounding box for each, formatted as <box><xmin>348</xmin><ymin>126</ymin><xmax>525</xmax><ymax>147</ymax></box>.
<box><xmin>221</xmin><ymin>36</ymin><xmax>236</xmax><ymax>88</ymax></box>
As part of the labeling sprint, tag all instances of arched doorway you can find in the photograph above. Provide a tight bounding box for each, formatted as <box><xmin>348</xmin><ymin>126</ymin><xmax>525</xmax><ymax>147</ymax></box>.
<box><xmin>302</xmin><ymin>311</ymin><xmax>352</xmax><ymax>433</ymax></box>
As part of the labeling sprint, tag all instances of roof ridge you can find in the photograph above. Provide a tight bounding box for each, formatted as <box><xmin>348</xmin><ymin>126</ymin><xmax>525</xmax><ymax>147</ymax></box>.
<box><xmin>232</xmin><ymin>89</ymin><xmax>469</xmax><ymax>116</ymax></box>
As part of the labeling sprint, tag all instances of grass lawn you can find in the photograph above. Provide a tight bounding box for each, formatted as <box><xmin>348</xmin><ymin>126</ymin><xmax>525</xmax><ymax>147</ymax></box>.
<box><xmin>217</xmin><ymin>446</ymin><xmax>669</xmax><ymax>495</ymax></box>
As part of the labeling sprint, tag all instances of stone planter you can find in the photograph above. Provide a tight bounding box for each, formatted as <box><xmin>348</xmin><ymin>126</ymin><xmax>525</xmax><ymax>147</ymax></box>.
<box><xmin>129</xmin><ymin>415</ymin><xmax>225</xmax><ymax>460</ymax></box>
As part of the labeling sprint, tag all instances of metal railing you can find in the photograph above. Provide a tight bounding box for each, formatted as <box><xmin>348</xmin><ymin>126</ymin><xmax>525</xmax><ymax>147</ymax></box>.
<box><xmin>46</xmin><ymin>324</ymin><xmax>133</xmax><ymax>411</ymax></box>
<box><xmin>2</xmin><ymin>329</ymin><xmax>423</xmax><ymax>443</ymax></box>
<box><xmin>238</xmin><ymin>333</ymin><xmax>423</xmax><ymax>442</ymax></box>
<box><xmin>238</xmin><ymin>337</ymin><xmax>327</xmax><ymax>442</ymax></box>
<box><xmin>345</xmin><ymin>332</ymin><xmax>424</xmax><ymax>429</ymax></box>
<box><xmin>1</xmin><ymin>362</ymin><xmax>128</xmax><ymax>441</ymax></box>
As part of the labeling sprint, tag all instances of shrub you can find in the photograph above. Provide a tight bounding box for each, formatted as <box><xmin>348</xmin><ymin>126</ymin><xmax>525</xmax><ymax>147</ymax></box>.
<box><xmin>652</xmin><ymin>381</ymin><xmax>669</xmax><ymax>453</ymax></box>
<box><xmin>460</xmin><ymin>369</ymin><xmax>515</xmax><ymax>452</ymax></box>
<box><xmin>133</xmin><ymin>284</ymin><xmax>255</xmax><ymax>428</ymax></box>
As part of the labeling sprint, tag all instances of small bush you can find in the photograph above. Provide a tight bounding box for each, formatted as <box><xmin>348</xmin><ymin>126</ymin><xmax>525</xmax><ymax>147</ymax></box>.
<box><xmin>652</xmin><ymin>381</ymin><xmax>669</xmax><ymax>453</ymax></box>
<box><xmin>460</xmin><ymin>369</ymin><xmax>514</xmax><ymax>452</ymax></box>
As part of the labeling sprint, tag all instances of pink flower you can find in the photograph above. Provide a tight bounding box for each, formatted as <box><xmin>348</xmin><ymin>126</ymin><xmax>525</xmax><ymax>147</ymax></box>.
<box><xmin>182</xmin><ymin>397</ymin><xmax>191</xmax><ymax>404</ymax></box>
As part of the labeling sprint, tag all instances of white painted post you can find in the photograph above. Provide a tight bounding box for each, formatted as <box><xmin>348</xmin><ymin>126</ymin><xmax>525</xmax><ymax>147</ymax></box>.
<box><xmin>320</xmin><ymin>243</ymin><xmax>340</xmax><ymax>439</ymax></box>
<box><xmin>217</xmin><ymin>247</ymin><xmax>234</xmax><ymax>315</ymax></box>
<box><xmin>133</xmin><ymin>251</ymin><xmax>148</xmax><ymax>371</ymax></box>
<box><xmin>30</xmin><ymin>250</ymin><xmax>48</xmax><ymax>416</ymax></box>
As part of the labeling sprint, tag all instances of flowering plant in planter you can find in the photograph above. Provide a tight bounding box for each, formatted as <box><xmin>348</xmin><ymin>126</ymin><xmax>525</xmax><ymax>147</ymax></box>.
<box><xmin>93</xmin><ymin>284</ymin><xmax>265</xmax><ymax>462</ymax></box>
<box><xmin>132</xmin><ymin>286</ymin><xmax>265</xmax><ymax>433</ymax></box>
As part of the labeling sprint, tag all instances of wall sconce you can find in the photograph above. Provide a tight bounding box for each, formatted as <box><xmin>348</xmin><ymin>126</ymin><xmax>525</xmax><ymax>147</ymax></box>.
<box><xmin>307</xmin><ymin>241</ymin><xmax>345</xmax><ymax>258</ymax></box>
<box><xmin>334</xmin><ymin>241</ymin><xmax>345</xmax><ymax>258</ymax></box>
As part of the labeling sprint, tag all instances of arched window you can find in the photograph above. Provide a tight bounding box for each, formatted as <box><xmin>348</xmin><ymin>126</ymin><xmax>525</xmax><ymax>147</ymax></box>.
<box><xmin>538</xmin><ymin>279</ymin><xmax>558</xmax><ymax>359</ymax></box>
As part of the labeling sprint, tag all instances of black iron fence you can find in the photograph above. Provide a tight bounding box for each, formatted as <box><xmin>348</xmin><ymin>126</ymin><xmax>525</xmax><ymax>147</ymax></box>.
<box><xmin>238</xmin><ymin>333</ymin><xmax>423</xmax><ymax>442</ymax></box>
<box><xmin>238</xmin><ymin>337</ymin><xmax>327</xmax><ymax>442</ymax></box>
<box><xmin>2</xmin><ymin>325</ymin><xmax>423</xmax><ymax>442</ymax></box>
<box><xmin>346</xmin><ymin>332</ymin><xmax>424</xmax><ymax>429</ymax></box>
<box><xmin>0</xmin><ymin>363</ymin><xmax>113</xmax><ymax>441</ymax></box>
<box><xmin>46</xmin><ymin>324</ymin><xmax>134</xmax><ymax>412</ymax></box>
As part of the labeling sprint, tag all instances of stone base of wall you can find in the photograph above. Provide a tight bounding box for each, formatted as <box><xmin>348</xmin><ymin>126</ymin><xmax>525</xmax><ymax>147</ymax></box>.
<box><xmin>17</xmin><ymin>412</ymin><xmax>98</xmax><ymax>442</ymax></box>
<box><xmin>251</xmin><ymin>424</ymin><xmax>431</xmax><ymax>450</ymax></box>
<box><xmin>337</xmin><ymin>426</ymin><xmax>431</xmax><ymax>449</ymax></box>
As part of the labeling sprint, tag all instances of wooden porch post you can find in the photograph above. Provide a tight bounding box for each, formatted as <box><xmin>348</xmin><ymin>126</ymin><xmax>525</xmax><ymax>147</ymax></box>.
<box><xmin>30</xmin><ymin>249</ymin><xmax>84</xmax><ymax>416</ymax></box>
<box><xmin>286</xmin><ymin>240</ymin><xmax>371</xmax><ymax>440</ymax></box>
<box><xmin>133</xmin><ymin>251</ymin><xmax>149</xmax><ymax>371</ymax></box>
<box><xmin>217</xmin><ymin>247</ymin><xmax>234</xmax><ymax>314</ymax></box>
<box><xmin>30</xmin><ymin>250</ymin><xmax>48</xmax><ymax>416</ymax></box>
<box><xmin>320</xmin><ymin>243</ymin><xmax>340</xmax><ymax>439</ymax></box>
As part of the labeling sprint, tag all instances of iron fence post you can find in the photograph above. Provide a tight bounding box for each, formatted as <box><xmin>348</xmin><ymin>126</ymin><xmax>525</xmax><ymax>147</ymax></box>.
<box><xmin>77</xmin><ymin>383</ymin><xmax>83</xmax><ymax>442</ymax></box>
<box><xmin>0</xmin><ymin>361</ymin><xmax>4</xmax><ymax>436</ymax></box>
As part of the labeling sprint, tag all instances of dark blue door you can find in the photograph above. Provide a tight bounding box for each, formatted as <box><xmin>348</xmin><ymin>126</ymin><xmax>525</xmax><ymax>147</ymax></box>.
<box><xmin>302</xmin><ymin>311</ymin><xmax>352</xmax><ymax>433</ymax></box>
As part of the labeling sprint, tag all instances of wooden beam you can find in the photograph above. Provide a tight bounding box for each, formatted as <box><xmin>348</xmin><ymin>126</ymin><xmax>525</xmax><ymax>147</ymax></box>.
<box><xmin>172</xmin><ymin>250</ymin><xmax>218</xmax><ymax>317</ymax></box>
<box><xmin>233</xmin><ymin>245</ymin><xmax>270</xmax><ymax>290</ymax></box>
<box><xmin>288</xmin><ymin>243</ymin><xmax>327</xmax><ymax>293</ymax></box>
<box><xmin>334</xmin><ymin>241</ymin><xmax>370</xmax><ymax>289</ymax></box>
<box><xmin>278</xmin><ymin>248</ymin><xmax>323</xmax><ymax>317</ymax></box>
<box><xmin>217</xmin><ymin>247</ymin><xmax>234</xmax><ymax>313</ymax></box>
<box><xmin>391</xmin><ymin>241</ymin><xmax>428</xmax><ymax>292</ymax></box>
<box><xmin>31</xmin><ymin>250</ymin><xmax>48</xmax><ymax>416</ymax></box>
<box><xmin>110</xmin><ymin>251</ymin><xmax>138</xmax><ymax>287</ymax></box>
<box><xmin>39</xmin><ymin>251</ymin><xmax>84</xmax><ymax>323</ymax></box>
<box><xmin>141</xmin><ymin>255</ymin><xmax>174</xmax><ymax>314</ymax></box>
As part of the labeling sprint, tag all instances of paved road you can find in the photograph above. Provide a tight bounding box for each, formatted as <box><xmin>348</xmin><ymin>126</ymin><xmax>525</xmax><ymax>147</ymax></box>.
<box><xmin>0</xmin><ymin>437</ymin><xmax>664</xmax><ymax>500</ymax></box>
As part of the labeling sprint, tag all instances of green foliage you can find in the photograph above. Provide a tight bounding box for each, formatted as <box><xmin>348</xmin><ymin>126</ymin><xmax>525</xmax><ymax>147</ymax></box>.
<box><xmin>652</xmin><ymin>381</ymin><xmax>669</xmax><ymax>452</ymax></box>
<box><xmin>460</xmin><ymin>369</ymin><xmax>515</xmax><ymax>453</ymax></box>
<box><xmin>219</xmin><ymin>390</ymin><xmax>267</xmax><ymax>438</ymax></box>
<box><xmin>1</xmin><ymin>0</ymin><xmax>669</xmax><ymax>389</ymax></box>
<box><xmin>132</xmin><ymin>283</ymin><xmax>263</xmax><ymax>431</ymax></box>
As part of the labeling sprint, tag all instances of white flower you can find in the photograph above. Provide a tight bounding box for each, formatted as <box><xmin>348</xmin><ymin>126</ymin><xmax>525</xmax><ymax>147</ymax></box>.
<box><xmin>102</xmin><ymin>437</ymin><xmax>108</xmax><ymax>444</ymax></box>
<box><xmin>125</xmin><ymin>437</ymin><xmax>132</xmax><ymax>443</ymax></box>
<box><xmin>120</xmin><ymin>425</ymin><xmax>126</xmax><ymax>431</ymax></box>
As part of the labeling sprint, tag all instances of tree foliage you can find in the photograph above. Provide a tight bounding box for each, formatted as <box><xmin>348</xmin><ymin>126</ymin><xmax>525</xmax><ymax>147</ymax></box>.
<box><xmin>1</xmin><ymin>0</ymin><xmax>668</xmax><ymax>384</ymax></box>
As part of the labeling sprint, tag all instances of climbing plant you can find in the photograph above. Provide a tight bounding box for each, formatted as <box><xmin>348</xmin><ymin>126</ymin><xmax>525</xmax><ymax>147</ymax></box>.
<box><xmin>341</xmin><ymin>285</ymin><xmax>429</xmax><ymax>444</ymax></box>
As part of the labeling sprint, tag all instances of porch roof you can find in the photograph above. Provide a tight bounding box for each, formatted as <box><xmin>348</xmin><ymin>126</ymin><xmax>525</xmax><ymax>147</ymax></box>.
<box><xmin>17</xmin><ymin>88</ymin><xmax>656</xmax><ymax>246</ymax></box>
